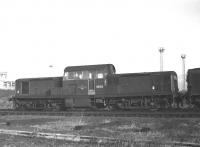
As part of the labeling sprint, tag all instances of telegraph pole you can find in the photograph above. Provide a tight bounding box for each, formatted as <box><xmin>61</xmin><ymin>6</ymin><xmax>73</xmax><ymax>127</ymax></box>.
<box><xmin>159</xmin><ymin>47</ymin><xmax>165</xmax><ymax>71</ymax></box>
<box><xmin>181</xmin><ymin>54</ymin><xmax>186</xmax><ymax>90</ymax></box>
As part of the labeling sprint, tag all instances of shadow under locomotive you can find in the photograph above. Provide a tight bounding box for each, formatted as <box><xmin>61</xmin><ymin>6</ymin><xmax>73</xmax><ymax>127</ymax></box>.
<box><xmin>10</xmin><ymin>64</ymin><xmax>200</xmax><ymax>111</ymax></box>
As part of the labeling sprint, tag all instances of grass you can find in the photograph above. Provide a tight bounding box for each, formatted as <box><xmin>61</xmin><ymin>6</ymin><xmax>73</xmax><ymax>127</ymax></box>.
<box><xmin>0</xmin><ymin>134</ymin><xmax>98</xmax><ymax>147</ymax></box>
<box><xmin>0</xmin><ymin>89</ymin><xmax>14</xmax><ymax>109</ymax></box>
<box><xmin>0</xmin><ymin>89</ymin><xmax>14</xmax><ymax>98</ymax></box>
<box><xmin>31</xmin><ymin>117</ymin><xmax>87</xmax><ymax>132</ymax></box>
<box><xmin>0</xmin><ymin>115</ymin><xmax>200</xmax><ymax>146</ymax></box>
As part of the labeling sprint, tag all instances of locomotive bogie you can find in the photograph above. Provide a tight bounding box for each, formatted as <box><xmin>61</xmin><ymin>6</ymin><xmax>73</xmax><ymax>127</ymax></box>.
<box><xmin>101</xmin><ymin>95</ymin><xmax>173</xmax><ymax>110</ymax></box>
<box><xmin>64</xmin><ymin>96</ymin><xmax>92</xmax><ymax>108</ymax></box>
<box><xmin>13</xmin><ymin>98</ymin><xmax>65</xmax><ymax>111</ymax></box>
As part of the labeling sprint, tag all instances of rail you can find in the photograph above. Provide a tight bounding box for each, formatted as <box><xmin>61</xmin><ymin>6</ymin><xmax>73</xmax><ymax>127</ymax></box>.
<box><xmin>0</xmin><ymin>129</ymin><xmax>199</xmax><ymax>147</ymax></box>
<box><xmin>0</xmin><ymin>109</ymin><xmax>200</xmax><ymax>118</ymax></box>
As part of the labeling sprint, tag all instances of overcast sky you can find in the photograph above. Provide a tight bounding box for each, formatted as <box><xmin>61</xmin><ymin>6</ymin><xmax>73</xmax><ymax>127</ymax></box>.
<box><xmin>0</xmin><ymin>0</ymin><xmax>200</xmax><ymax>81</ymax></box>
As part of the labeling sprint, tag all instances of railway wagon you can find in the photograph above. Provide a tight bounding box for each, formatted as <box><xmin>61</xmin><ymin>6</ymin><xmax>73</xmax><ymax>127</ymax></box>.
<box><xmin>13</xmin><ymin>77</ymin><xmax>64</xmax><ymax>110</ymax></box>
<box><xmin>103</xmin><ymin>71</ymin><xmax>179</xmax><ymax>109</ymax></box>
<box><xmin>187</xmin><ymin>68</ymin><xmax>200</xmax><ymax>107</ymax></box>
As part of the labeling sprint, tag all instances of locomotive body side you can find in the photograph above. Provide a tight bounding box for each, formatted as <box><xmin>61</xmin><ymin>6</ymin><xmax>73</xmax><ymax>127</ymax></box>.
<box><xmin>15</xmin><ymin>77</ymin><xmax>63</xmax><ymax>97</ymax></box>
<box><xmin>105</xmin><ymin>71</ymin><xmax>178</xmax><ymax>108</ymax></box>
<box><xmin>13</xmin><ymin>77</ymin><xmax>64</xmax><ymax>110</ymax></box>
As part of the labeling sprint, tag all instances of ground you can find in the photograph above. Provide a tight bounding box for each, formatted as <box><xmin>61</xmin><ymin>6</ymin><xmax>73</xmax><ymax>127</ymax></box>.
<box><xmin>0</xmin><ymin>115</ymin><xmax>200</xmax><ymax>146</ymax></box>
<box><xmin>0</xmin><ymin>89</ymin><xmax>14</xmax><ymax>109</ymax></box>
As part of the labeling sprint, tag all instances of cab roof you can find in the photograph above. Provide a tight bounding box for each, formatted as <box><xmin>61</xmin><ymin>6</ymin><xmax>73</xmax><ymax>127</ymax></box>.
<box><xmin>64</xmin><ymin>64</ymin><xmax>116</xmax><ymax>73</ymax></box>
<box><xmin>188</xmin><ymin>68</ymin><xmax>200</xmax><ymax>72</ymax></box>
<box><xmin>113</xmin><ymin>71</ymin><xmax>177</xmax><ymax>77</ymax></box>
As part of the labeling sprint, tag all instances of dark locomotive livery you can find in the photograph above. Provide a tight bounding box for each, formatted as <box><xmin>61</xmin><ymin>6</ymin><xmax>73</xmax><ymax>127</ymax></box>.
<box><xmin>105</xmin><ymin>71</ymin><xmax>178</xmax><ymax>109</ymax></box>
<box><xmin>187</xmin><ymin>68</ymin><xmax>200</xmax><ymax>107</ymax></box>
<box><xmin>12</xmin><ymin>64</ymin><xmax>181</xmax><ymax>110</ymax></box>
<box><xmin>13</xmin><ymin>77</ymin><xmax>64</xmax><ymax>110</ymax></box>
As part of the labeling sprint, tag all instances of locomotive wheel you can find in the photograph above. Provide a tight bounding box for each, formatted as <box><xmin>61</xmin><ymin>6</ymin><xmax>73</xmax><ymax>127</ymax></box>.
<box><xmin>13</xmin><ymin>103</ymin><xmax>20</xmax><ymax>110</ymax></box>
<box><xmin>16</xmin><ymin>104</ymin><xmax>25</xmax><ymax>111</ymax></box>
<box><xmin>191</xmin><ymin>98</ymin><xmax>200</xmax><ymax>109</ymax></box>
<box><xmin>13</xmin><ymin>101</ymin><xmax>26</xmax><ymax>110</ymax></box>
<box><xmin>105</xmin><ymin>105</ymin><xmax>114</xmax><ymax>111</ymax></box>
<box><xmin>115</xmin><ymin>102</ymin><xmax>129</xmax><ymax>110</ymax></box>
<box><xmin>95</xmin><ymin>103</ymin><xmax>105</xmax><ymax>109</ymax></box>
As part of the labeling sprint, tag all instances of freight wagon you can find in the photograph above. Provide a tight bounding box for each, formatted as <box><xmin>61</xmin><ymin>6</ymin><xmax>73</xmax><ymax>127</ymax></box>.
<box><xmin>187</xmin><ymin>68</ymin><xmax>200</xmax><ymax>107</ymax></box>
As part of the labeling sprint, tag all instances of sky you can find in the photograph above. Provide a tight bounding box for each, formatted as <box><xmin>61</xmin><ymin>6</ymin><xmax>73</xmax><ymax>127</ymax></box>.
<box><xmin>0</xmin><ymin>0</ymin><xmax>200</xmax><ymax>86</ymax></box>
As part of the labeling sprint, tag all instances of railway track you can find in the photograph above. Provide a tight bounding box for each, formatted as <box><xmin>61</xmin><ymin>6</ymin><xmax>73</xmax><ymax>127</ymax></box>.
<box><xmin>0</xmin><ymin>128</ymin><xmax>199</xmax><ymax>147</ymax></box>
<box><xmin>0</xmin><ymin>109</ymin><xmax>200</xmax><ymax>117</ymax></box>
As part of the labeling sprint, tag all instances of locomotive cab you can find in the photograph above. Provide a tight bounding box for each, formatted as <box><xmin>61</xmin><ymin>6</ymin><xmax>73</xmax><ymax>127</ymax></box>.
<box><xmin>63</xmin><ymin>64</ymin><xmax>115</xmax><ymax>108</ymax></box>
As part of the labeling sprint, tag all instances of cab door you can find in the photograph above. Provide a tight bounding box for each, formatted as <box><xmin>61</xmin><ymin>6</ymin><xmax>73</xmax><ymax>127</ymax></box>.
<box><xmin>88</xmin><ymin>73</ymin><xmax>95</xmax><ymax>95</ymax></box>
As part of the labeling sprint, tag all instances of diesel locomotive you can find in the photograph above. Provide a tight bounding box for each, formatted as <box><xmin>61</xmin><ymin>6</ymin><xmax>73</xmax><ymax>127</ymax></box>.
<box><xmin>11</xmin><ymin>64</ymin><xmax>182</xmax><ymax>110</ymax></box>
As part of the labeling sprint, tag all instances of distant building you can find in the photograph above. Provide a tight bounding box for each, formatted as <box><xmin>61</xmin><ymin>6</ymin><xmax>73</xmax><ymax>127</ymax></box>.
<box><xmin>0</xmin><ymin>72</ymin><xmax>15</xmax><ymax>90</ymax></box>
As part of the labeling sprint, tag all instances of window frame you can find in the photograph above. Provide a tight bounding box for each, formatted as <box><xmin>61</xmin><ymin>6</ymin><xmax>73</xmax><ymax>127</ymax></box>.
<box><xmin>21</xmin><ymin>81</ymin><xmax>30</xmax><ymax>95</ymax></box>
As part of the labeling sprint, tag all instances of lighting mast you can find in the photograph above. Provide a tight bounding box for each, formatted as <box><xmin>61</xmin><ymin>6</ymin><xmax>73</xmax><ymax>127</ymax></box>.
<box><xmin>159</xmin><ymin>47</ymin><xmax>165</xmax><ymax>71</ymax></box>
<box><xmin>181</xmin><ymin>54</ymin><xmax>186</xmax><ymax>91</ymax></box>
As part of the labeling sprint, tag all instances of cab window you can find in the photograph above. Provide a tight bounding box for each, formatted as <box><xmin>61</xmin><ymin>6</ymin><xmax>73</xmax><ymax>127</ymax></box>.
<box><xmin>64</xmin><ymin>70</ymin><xmax>107</xmax><ymax>80</ymax></box>
<box><xmin>64</xmin><ymin>71</ymin><xmax>88</xmax><ymax>80</ymax></box>
<box><xmin>89</xmin><ymin>73</ymin><xmax>92</xmax><ymax>79</ymax></box>
<box><xmin>82</xmin><ymin>71</ymin><xmax>89</xmax><ymax>79</ymax></box>
<box><xmin>68</xmin><ymin>72</ymin><xmax>75</xmax><ymax>79</ymax></box>
<box><xmin>97</xmin><ymin>73</ymin><xmax>103</xmax><ymax>79</ymax></box>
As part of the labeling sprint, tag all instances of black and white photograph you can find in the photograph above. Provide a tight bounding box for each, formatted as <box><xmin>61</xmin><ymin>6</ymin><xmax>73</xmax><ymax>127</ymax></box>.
<box><xmin>0</xmin><ymin>0</ymin><xmax>200</xmax><ymax>146</ymax></box>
